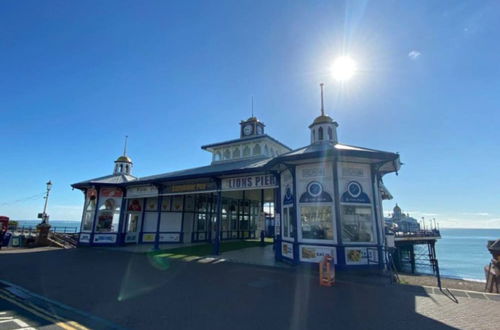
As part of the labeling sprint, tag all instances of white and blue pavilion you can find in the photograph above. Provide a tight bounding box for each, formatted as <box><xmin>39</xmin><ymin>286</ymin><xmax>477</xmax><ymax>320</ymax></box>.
<box><xmin>72</xmin><ymin>86</ymin><xmax>401</xmax><ymax>268</ymax></box>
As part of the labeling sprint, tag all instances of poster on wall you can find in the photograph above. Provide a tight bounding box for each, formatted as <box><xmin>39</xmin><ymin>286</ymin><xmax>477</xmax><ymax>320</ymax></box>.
<box><xmin>341</xmin><ymin>181</ymin><xmax>371</xmax><ymax>204</ymax></box>
<box><xmin>145</xmin><ymin>198</ymin><xmax>158</xmax><ymax>211</ymax></box>
<box><xmin>345</xmin><ymin>247</ymin><xmax>379</xmax><ymax>265</ymax></box>
<box><xmin>142</xmin><ymin>233</ymin><xmax>156</xmax><ymax>242</ymax></box>
<box><xmin>299</xmin><ymin>181</ymin><xmax>332</xmax><ymax>203</ymax></box>
<box><xmin>100</xmin><ymin>188</ymin><xmax>123</xmax><ymax>198</ymax></box>
<box><xmin>125</xmin><ymin>233</ymin><xmax>138</xmax><ymax>243</ymax></box>
<box><xmin>93</xmin><ymin>234</ymin><xmax>117</xmax><ymax>244</ymax></box>
<box><xmin>79</xmin><ymin>233</ymin><xmax>90</xmax><ymax>243</ymax></box>
<box><xmin>127</xmin><ymin>199</ymin><xmax>142</xmax><ymax>212</ymax></box>
<box><xmin>296</xmin><ymin>163</ymin><xmax>334</xmax><ymax>204</ymax></box>
<box><xmin>159</xmin><ymin>233</ymin><xmax>180</xmax><ymax>242</ymax></box>
<box><xmin>299</xmin><ymin>245</ymin><xmax>337</xmax><ymax>263</ymax></box>
<box><xmin>282</xmin><ymin>242</ymin><xmax>294</xmax><ymax>259</ymax></box>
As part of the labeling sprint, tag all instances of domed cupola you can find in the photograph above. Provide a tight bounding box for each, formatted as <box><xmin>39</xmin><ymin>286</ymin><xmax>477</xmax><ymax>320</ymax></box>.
<box><xmin>393</xmin><ymin>204</ymin><xmax>402</xmax><ymax>217</ymax></box>
<box><xmin>309</xmin><ymin>83</ymin><xmax>338</xmax><ymax>144</ymax></box>
<box><xmin>114</xmin><ymin>136</ymin><xmax>133</xmax><ymax>175</ymax></box>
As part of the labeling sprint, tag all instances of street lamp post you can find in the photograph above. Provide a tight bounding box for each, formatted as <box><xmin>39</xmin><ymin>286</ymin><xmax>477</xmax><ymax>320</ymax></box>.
<box><xmin>41</xmin><ymin>180</ymin><xmax>52</xmax><ymax>224</ymax></box>
<box><xmin>36</xmin><ymin>180</ymin><xmax>52</xmax><ymax>246</ymax></box>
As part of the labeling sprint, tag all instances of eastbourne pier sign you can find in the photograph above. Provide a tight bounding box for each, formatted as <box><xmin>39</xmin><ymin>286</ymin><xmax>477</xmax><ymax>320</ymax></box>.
<box><xmin>222</xmin><ymin>174</ymin><xmax>277</xmax><ymax>191</ymax></box>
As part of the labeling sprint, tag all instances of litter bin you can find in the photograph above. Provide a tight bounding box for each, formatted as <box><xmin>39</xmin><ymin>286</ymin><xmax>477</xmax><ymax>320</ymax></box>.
<box><xmin>11</xmin><ymin>236</ymin><xmax>20</xmax><ymax>247</ymax></box>
<box><xmin>2</xmin><ymin>232</ymin><xmax>11</xmax><ymax>247</ymax></box>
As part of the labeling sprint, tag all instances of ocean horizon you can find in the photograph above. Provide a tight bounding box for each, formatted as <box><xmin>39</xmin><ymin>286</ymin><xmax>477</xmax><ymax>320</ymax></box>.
<box><xmin>12</xmin><ymin>220</ymin><xmax>499</xmax><ymax>282</ymax></box>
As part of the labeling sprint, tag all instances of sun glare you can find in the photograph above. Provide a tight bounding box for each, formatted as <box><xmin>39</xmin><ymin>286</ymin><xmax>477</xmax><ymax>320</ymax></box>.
<box><xmin>330</xmin><ymin>56</ymin><xmax>357</xmax><ymax>82</ymax></box>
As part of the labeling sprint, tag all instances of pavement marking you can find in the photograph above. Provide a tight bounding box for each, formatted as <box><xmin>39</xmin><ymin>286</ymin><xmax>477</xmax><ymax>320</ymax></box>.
<box><xmin>0</xmin><ymin>311</ymin><xmax>35</xmax><ymax>329</ymax></box>
<box><xmin>0</xmin><ymin>290</ymin><xmax>88</xmax><ymax>330</ymax></box>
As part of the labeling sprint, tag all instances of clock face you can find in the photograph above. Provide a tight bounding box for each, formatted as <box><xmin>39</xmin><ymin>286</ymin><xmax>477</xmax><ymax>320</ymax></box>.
<box><xmin>243</xmin><ymin>124</ymin><xmax>253</xmax><ymax>136</ymax></box>
<box><xmin>256</xmin><ymin>125</ymin><xmax>263</xmax><ymax>135</ymax></box>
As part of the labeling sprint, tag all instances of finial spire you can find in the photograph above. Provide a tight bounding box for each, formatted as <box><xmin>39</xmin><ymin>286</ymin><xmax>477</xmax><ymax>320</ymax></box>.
<box><xmin>123</xmin><ymin>135</ymin><xmax>128</xmax><ymax>156</ymax></box>
<box><xmin>251</xmin><ymin>96</ymin><xmax>254</xmax><ymax>118</ymax></box>
<box><xmin>320</xmin><ymin>83</ymin><xmax>325</xmax><ymax>116</ymax></box>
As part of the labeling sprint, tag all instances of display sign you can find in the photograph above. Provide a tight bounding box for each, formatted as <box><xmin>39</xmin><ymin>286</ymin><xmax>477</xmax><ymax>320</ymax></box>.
<box><xmin>142</xmin><ymin>233</ymin><xmax>156</xmax><ymax>242</ymax></box>
<box><xmin>127</xmin><ymin>185</ymin><xmax>158</xmax><ymax>198</ymax></box>
<box><xmin>79</xmin><ymin>233</ymin><xmax>91</xmax><ymax>243</ymax></box>
<box><xmin>93</xmin><ymin>234</ymin><xmax>117</xmax><ymax>243</ymax></box>
<box><xmin>159</xmin><ymin>233</ymin><xmax>181</xmax><ymax>242</ymax></box>
<box><xmin>299</xmin><ymin>245</ymin><xmax>337</xmax><ymax>263</ymax></box>
<box><xmin>100</xmin><ymin>188</ymin><xmax>123</xmax><ymax>198</ymax></box>
<box><xmin>282</xmin><ymin>242</ymin><xmax>294</xmax><ymax>259</ymax></box>
<box><xmin>222</xmin><ymin>174</ymin><xmax>277</xmax><ymax>191</ymax></box>
<box><xmin>125</xmin><ymin>233</ymin><xmax>138</xmax><ymax>243</ymax></box>
<box><xmin>299</xmin><ymin>181</ymin><xmax>332</xmax><ymax>203</ymax></box>
<box><xmin>163</xmin><ymin>181</ymin><xmax>217</xmax><ymax>194</ymax></box>
<box><xmin>341</xmin><ymin>181</ymin><xmax>370</xmax><ymax>204</ymax></box>
<box><xmin>86</xmin><ymin>188</ymin><xmax>97</xmax><ymax>198</ymax></box>
<box><xmin>345</xmin><ymin>247</ymin><xmax>379</xmax><ymax>265</ymax></box>
<box><xmin>127</xmin><ymin>199</ymin><xmax>143</xmax><ymax>212</ymax></box>
<box><xmin>283</xmin><ymin>185</ymin><xmax>294</xmax><ymax>205</ymax></box>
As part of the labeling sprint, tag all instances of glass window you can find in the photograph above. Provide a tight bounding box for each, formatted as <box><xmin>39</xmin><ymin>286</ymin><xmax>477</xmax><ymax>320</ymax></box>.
<box><xmin>243</xmin><ymin>146</ymin><xmax>250</xmax><ymax>157</ymax></box>
<box><xmin>300</xmin><ymin>206</ymin><xmax>333</xmax><ymax>240</ymax></box>
<box><xmin>283</xmin><ymin>207</ymin><xmax>292</xmax><ymax>239</ymax></box>
<box><xmin>127</xmin><ymin>214</ymin><xmax>140</xmax><ymax>233</ymax></box>
<box><xmin>172</xmin><ymin>195</ymin><xmax>184</xmax><ymax>212</ymax></box>
<box><xmin>161</xmin><ymin>196</ymin><xmax>171</xmax><ymax>212</ymax></box>
<box><xmin>82</xmin><ymin>211</ymin><xmax>94</xmax><ymax>232</ymax></box>
<box><xmin>145</xmin><ymin>198</ymin><xmax>157</xmax><ymax>211</ymax></box>
<box><xmin>341</xmin><ymin>205</ymin><xmax>374</xmax><ymax>243</ymax></box>
<box><xmin>127</xmin><ymin>199</ymin><xmax>143</xmax><ymax>212</ymax></box>
<box><xmin>253</xmin><ymin>144</ymin><xmax>261</xmax><ymax>155</ymax></box>
<box><xmin>96</xmin><ymin>197</ymin><xmax>121</xmax><ymax>233</ymax></box>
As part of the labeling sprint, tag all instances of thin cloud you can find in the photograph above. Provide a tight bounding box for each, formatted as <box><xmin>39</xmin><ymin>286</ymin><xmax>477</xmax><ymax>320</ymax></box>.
<box><xmin>408</xmin><ymin>50</ymin><xmax>421</xmax><ymax>60</ymax></box>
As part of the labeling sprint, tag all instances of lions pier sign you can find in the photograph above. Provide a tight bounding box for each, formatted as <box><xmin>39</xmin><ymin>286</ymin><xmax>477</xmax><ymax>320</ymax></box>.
<box><xmin>222</xmin><ymin>174</ymin><xmax>277</xmax><ymax>191</ymax></box>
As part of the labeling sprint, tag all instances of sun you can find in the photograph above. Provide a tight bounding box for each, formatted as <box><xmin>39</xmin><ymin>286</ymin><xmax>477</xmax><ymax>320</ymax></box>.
<box><xmin>330</xmin><ymin>56</ymin><xmax>357</xmax><ymax>82</ymax></box>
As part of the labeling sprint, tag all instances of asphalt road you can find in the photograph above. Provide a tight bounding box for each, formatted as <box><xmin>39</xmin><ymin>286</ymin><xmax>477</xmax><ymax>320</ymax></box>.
<box><xmin>0</xmin><ymin>248</ymin><xmax>498</xmax><ymax>330</ymax></box>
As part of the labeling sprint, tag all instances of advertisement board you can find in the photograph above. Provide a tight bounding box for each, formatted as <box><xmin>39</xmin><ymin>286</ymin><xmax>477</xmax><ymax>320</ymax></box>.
<box><xmin>345</xmin><ymin>247</ymin><xmax>379</xmax><ymax>265</ymax></box>
<box><xmin>282</xmin><ymin>241</ymin><xmax>294</xmax><ymax>259</ymax></box>
<box><xmin>299</xmin><ymin>245</ymin><xmax>337</xmax><ymax>263</ymax></box>
<box><xmin>93</xmin><ymin>234</ymin><xmax>117</xmax><ymax>244</ymax></box>
<box><xmin>79</xmin><ymin>233</ymin><xmax>91</xmax><ymax>243</ymax></box>
<box><xmin>142</xmin><ymin>233</ymin><xmax>156</xmax><ymax>242</ymax></box>
<box><xmin>159</xmin><ymin>233</ymin><xmax>181</xmax><ymax>242</ymax></box>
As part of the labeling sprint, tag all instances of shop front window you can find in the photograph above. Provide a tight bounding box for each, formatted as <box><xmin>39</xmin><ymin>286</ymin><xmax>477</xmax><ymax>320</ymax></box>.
<box><xmin>300</xmin><ymin>205</ymin><xmax>333</xmax><ymax>240</ymax></box>
<box><xmin>127</xmin><ymin>214</ymin><xmax>140</xmax><ymax>233</ymax></box>
<box><xmin>96</xmin><ymin>198</ymin><xmax>121</xmax><ymax>233</ymax></box>
<box><xmin>81</xmin><ymin>196</ymin><xmax>96</xmax><ymax>232</ymax></box>
<box><xmin>341</xmin><ymin>205</ymin><xmax>374</xmax><ymax>243</ymax></box>
<box><xmin>282</xmin><ymin>207</ymin><xmax>293</xmax><ymax>239</ymax></box>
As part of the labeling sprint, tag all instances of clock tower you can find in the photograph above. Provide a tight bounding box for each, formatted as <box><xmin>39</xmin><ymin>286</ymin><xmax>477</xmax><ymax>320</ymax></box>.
<box><xmin>240</xmin><ymin>116</ymin><xmax>265</xmax><ymax>138</ymax></box>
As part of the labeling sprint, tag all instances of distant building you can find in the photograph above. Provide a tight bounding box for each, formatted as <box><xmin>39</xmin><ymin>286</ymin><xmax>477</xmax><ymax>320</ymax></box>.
<box><xmin>385</xmin><ymin>204</ymin><xmax>420</xmax><ymax>232</ymax></box>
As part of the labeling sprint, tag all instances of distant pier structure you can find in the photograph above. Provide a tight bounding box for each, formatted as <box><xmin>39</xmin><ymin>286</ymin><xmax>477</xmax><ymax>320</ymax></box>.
<box><xmin>385</xmin><ymin>205</ymin><xmax>441</xmax><ymax>274</ymax></box>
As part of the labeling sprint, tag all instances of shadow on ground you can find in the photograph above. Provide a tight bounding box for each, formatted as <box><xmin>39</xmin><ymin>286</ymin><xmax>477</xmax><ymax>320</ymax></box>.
<box><xmin>0</xmin><ymin>248</ymin><xmax>467</xmax><ymax>330</ymax></box>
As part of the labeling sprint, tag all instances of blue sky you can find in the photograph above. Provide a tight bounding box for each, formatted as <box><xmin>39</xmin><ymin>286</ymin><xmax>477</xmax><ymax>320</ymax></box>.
<box><xmin>1</xmin><ymin>1</ymin><xmax>499</xmax><ymax>228</ymax></box>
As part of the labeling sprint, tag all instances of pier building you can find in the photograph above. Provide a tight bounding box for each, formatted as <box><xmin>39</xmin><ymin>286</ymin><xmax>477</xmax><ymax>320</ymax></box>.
<box><xmin>72</xmin><ymin>85</ymin><xmax>401</xmax><ymax>268</ymax></box>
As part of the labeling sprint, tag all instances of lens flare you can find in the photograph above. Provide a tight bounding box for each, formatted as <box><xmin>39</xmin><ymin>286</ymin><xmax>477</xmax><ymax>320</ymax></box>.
<box><xmin>330</xmin><ymin>56</ymin><xmax>357</xmax><ymax>81</ymax></box>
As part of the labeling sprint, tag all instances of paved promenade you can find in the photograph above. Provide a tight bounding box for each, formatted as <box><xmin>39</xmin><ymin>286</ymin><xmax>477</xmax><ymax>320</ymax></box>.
<box><xmin>0</xmin><ymin>248</ymin><xmax>499</xmax><ymax>330</ymax></box>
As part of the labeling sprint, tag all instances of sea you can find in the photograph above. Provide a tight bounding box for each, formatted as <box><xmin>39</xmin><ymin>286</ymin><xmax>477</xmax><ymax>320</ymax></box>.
<box><xmin>434</xmin><ymin>228</ymin><xmax>500</xmax><ymax>282</ymax></box>
<box><xmin>11</xmin><ymin>221</ymin><xmax>499</xmax><ymax>282</ymax></box>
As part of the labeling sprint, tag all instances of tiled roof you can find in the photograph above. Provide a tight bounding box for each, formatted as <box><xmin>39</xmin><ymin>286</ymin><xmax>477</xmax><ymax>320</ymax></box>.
<box><xmin>136</xmin><ymin>157</ymin><xmax>273</xmax><ymax>183</ymax></box>
<box><xmin>72</xmin><ymin>174</ymin><xmax>137</xmax><ymax>188</ymax></box>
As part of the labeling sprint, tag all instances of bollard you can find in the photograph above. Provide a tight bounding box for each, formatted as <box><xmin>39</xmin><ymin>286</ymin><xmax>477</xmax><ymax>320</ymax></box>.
<box><xmin>319</xmin><ymin>255</ymin><xmax>335</xmax><ymax>287</ymax></box>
